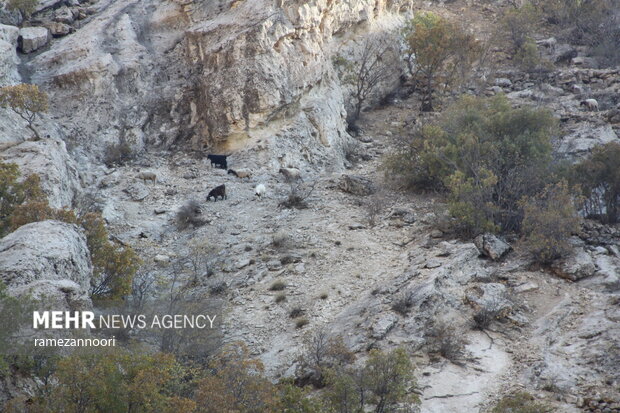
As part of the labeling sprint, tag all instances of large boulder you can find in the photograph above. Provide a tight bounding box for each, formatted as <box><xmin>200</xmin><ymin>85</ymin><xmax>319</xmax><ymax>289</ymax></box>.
<box><xmin>18</xmin><ymin>26</ymin><xmax>49</xmax><ymax>53</ymax></box>
<box><xmin>0</xmin><ymin>220</ymin><xmax>93</xmax><ymax>309</ymax></box>
<box><xmin>474</xmin><ymin>233</ymin><xmax>511</xmax><ymax>261</ymax></box>
<box><xmin>551</xmin><ymin>242</ymin><xmax>596</xmax><ymax>281</ymax></box>
<box><xmin>0</xmin><ymin>138</ymin><xmax>81</xmax><ymax>208</ymax></box>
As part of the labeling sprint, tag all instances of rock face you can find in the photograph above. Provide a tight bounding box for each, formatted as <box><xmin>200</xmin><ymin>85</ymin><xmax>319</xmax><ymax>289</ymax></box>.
<box><xmin>18</xmin><ymin>26</ymin><xmax>49</xmax><ymax>53</ymax></box>
<box><xmin>0</xmin><ymin>24</ymin><xmax>19</xmax><ymax>86</ymax></box>
<box><xmin>558</xmin><ymin>123</ymin><xmax>619</xmax><ymax>160</ymax></box>
<box><xmin>0</xmin><ymin>220</ymin><xmax>92</xmax><ymax>309</ymax></box>
<box><xmin>27</xmin><ymin>0</ymin><xmax>412</xmax><ymax>176</ymax></box>
<box><xmin>0</xmin><ymin>138</ymin><xmax>81</xmax><ymax>208</ymax></box>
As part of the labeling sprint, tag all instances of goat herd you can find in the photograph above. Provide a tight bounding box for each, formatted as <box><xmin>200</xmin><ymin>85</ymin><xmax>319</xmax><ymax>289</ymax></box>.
<box><xmin>204</xmin><ymin>154</ymin><xmax>300</xmax><ymax>202</ymax></box>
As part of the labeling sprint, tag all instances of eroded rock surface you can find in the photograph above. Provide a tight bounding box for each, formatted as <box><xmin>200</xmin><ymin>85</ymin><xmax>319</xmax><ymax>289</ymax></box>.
<box><xmin>0</xmin><ymin>220</ymin><xmax>92</xmax><ymax>309</ymax></box>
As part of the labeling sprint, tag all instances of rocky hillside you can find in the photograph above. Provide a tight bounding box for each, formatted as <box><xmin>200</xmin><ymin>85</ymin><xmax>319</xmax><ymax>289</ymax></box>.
<box><xmin>0</xmin><ymin>0</ymin><xmax>619</xmax><ymax>412</ymax></box>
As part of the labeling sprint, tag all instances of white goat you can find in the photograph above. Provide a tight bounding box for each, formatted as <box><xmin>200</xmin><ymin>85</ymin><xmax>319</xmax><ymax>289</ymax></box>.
<box><xmin>255</xmin><ymin>184</ymin><xmax>266</xmax><ymax>199</ymax></box>
<box><xmin>137</xmin><ymin>171</ymin><xmax>157</xmax><ymax>184</ymax></box>
<box><xmin>580</xmin><ymin>99</ymin><xmax>599</xmax><ymax>111</ymax></box>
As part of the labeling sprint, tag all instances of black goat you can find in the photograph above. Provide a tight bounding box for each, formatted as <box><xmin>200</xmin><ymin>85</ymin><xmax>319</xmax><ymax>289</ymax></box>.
<box><xmin>207</xmin><ymin>184</ymin><xmax>226</xmax><ymax>201</ymax></box>
<box><xmin>227</xmin><ymin>169</ymin><xmax>238</xmax><ymax>177</ymax></box>
<box><xmin>207</xmin><ymin>154</ymin><xmax>228</xmax><ymax>169</ymax></box>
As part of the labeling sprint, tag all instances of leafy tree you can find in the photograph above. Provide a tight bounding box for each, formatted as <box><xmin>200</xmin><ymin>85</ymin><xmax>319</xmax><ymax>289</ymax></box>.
<box><xmin>501</xmin><ymin>3</ymin><xmax>540</xmax><ymax>53</ymax></box>
<box><xmin>194</xmin><ymin>342</ymin><xmax>279</xmax><ymax>413</ymax></box>
<box><xmin>325</xmin><ymin>347</ymin><xmax>418</xmax><ymax>413</ymax></box>
<box><xmin>0</xmin><ymin>162</ymin><xmax>48</xmax><ymax>237</ymax></box>
<box><xmin>0</xmin><ymin>84</ymin><xmax>48</xmax><ymax>140</ymax></box>
<box><xmin>500</xmin><ymin>4</ymin><xmax>548</xmax><ymax>71</ymax></box>
<box><xmin>571</xmin><ymin>142</ymin><xmax>620</xmax><ymax>224</ymax></box>
<box><xmin>386</xmin><ymin>94</ymin><xmax>557</xmax><ymax>236</ymax></box>
<box><xmin>520</xmin><ymin>181</ymin><xmax>581</xmax><ymax>264</ymax></box>
<box><xmin>296</xmin><ymin>328</ymin><xmax>355</xmax><ymax>387</ymax></box>
<box><xmin>277</xmin><ymin>382</ymin><xmax>329</xmax><ymax>413</ymax></box>
<box><xmin>80</xmin><ymin>212</ymin><xmax>140</xmax><ymax>301</ymax></box>
<box><xmin>333</xmin><ymin>35</ymin><xmax>400</xmax><ymax>124</ymax></box>
<box><xmin>403</xmin><ymin>12</ymin><xmax>480</xmax><ymax>111</ymax></box>
<box><xmin>14</xmin><ymin>350</ymin><xmax>195</xmax><ymax>413</ymax></box>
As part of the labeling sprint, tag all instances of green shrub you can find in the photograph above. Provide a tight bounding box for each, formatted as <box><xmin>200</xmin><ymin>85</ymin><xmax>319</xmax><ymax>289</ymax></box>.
<box><xmin>290</xmin><ymin>307</ymin><xmax>305</xmax><ymax>319</ymax></box>
<box><xmin>491</xmin><ymin>391</ymin><xmax>553</xmax><ymax>412</ymax></box>
<box><xmin>270</xmin><ymin>280</ymin><xmax>286</xmax><ymax>291</ymax></box>
<box><xmin>295</xmin><ymin>318</ymin><xmax>309</xmax><ymax>329</ymax></box>
<box><xmin>514</xmin><ymin>39</ymin><xmax>543</xmax><ymax>72</ymax></box>
<box><xmin>520</xmin><ymin>181</ymin><xmax>581</xmax><ymax>264</ymax></box>
<box><xmin>386</xmin><ymin>94</ymin><xmax>557</xmax><ymax>236</ymax></box>
<box><xmin>5</xmin><ymin>0</ymin><xmax>39</xmax><ymax>17</ymax></box>
<box><xmin>571</xmin><ymin>142</ymin><xmax>620</xmax><ymax>224</ymax></box>
<box><xmin>175</xmin><ymin>200</ymin><xmax>204</xmax><ymax>229</ymax></box>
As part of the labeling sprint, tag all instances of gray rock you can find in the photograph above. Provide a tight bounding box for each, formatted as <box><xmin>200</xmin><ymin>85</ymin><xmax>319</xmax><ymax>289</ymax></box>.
<box><xmin>474</xmin><ymin>233</ymin><xmax>511</xmax><ymax>261</ymax></box>
<box><xmin>0</xmin><ymin>6</ymin><xmax>22</xmax><ymax>26</ymax></box>
<box><xmin>558</xmin><ymin>124</ymin><xmax>619</xmax><ymax>160</ymax></box>
<box><xmin>0</xmin><ymin>220</ymin><xmax>93</xmax><ymax>309</ymax></box>
<box><xmin>554</xmin><ymin>44</ymin><xmax>578</xmax><ymax>63</ymax></box>
<box><xmin>0</xmin><ymin>23</ymin><xmax>18</xmax><ymax>44</ymax></box>
<box><xmin>551</xmin><ymin>246</ymin><xmax>596</xmax><ymax>281</ymax></box>
<box><xmin>514</xmin><ymin>282</ymin><xmax>539</xmax><ymax>293</ymax></box>
<box><xmin>124</xmin><ymin>182</ymin><xmax>150</xmax><ymax>201</ymax></box>
<box><xmin>370</xmin><ymin>314</ymin><xmax>398</xmax><ymax>339</ymax></box>
<box><xmin>18</xmin><ymin>27</ymin><xmax>49</xmax><ymax>53</ymax></box>
<box><xmin>494</xmin><ymin>78</ymin><xmax>512</xmax><ymax>88</ymax></box>
<box><xmin>424</xmin><ymin>259</ymin><xmax>442</xmax><ymax>269</ymax></box>
<box><xmin>390</xmin><ymin>207</ymin><xmax>416</xmax><ymax>224</ymax></box>
<box><xmin>0</xmin><ymin>24</ymin><xmax>19</xmax><ymax>86</ymax></box>
<box><xmin>466</xmin><ymin>283</ymin><xmax>511</xmax><ymax>313</ymax></box>
<box><xmin>53</xmin><ymin>6</ymin><xmax>74</xmax><ymax>24</ymax></box>
<box><xmin>154</xmin><ymin>254</ymin><xmax>170</xmax><ymax>265</ymax></box>
<box><xmin>267</xmin><ymin>260</ymin><xmax>282</xmax><ymax>271</ymax></box>
<box><xmin>47</xmin><ymin>22</ymin><xmax>72</xmax><ymax>37</ymax></box>
<box><xmin>0</xmin><ymin>39</ymin><xmax>19</xmax><ymax>87</ymax></box>
<box><xmin>338</xmin><ymin>174</ymin><xmax>375</xmax><ymax>196</ymax></box>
